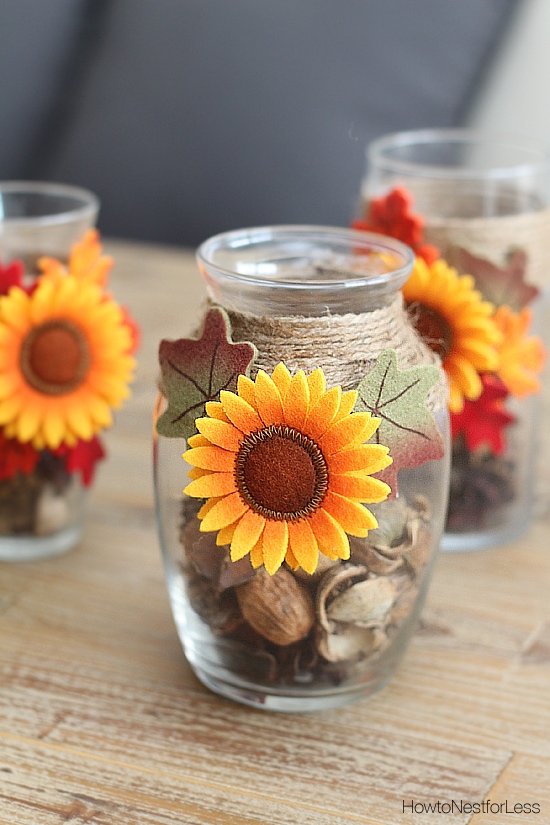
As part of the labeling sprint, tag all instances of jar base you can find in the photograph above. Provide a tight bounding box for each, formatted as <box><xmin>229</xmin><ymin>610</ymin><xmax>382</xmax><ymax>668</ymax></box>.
<box><xmin>192</xmin><ymin>664</ymin><xmax>393</xmax><ymax>713</ymax></box>
<box><xmin>0</xmin><ymin>524</ymin><xmax>83</xmax><ymax>562</ymax></box>
<box><xmin>441</xmin><ymin>515</ymin><xmax>530</xmax><ymax>552</ymax></box>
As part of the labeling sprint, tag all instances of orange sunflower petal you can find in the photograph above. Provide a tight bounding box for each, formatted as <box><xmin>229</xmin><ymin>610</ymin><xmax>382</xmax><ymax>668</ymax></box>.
<box><xmin>304</xmin><ymin>386</ymin><xmax>341</xmax><ymax>441</ymax></box>
<box><xmin>216</xmin><ymin>522</ymin><xmax>238</xmax><ymax>546</ymax></box>
<box><xmin>183</xmin><ymin>445</ymin><xmax>236</xmax><ymax>472</ymax></box>
<box><xmin>321</xmin><ymin>491</ymin><xmax>378</xmax><ymax>537</ymax></box>
<box><xmin>333</xmin><ymin>390</ymin><xmax>358</xmax><ymax>422</ymax></box>
<box><xmin>186</xmin><ymin>433</ymin><xmax>211</xmax><ymax>448</ymax></box>
<box><xmin>237</xmin><ymin>374</ymin><xmax>257</xmax><ymax>407</ymax></box>
<box><xmin>283</xmin><ymin>370</ymin><xmax>310</xmax><ymax>429</ymax></box>
<box><xmin>185</xmin><ymin>471</ymin><xmax>237</xmax><ymax>498</ymax></box>
<box><xmin>284</xmin><ymin>544</ymin><xmax>300</xmax><ymax>571</ymax></box>
<box><xmin>195</xmin><ymin>417</ymin><xmax>242</xmax><ymax>451</ymax></box>
<box><xmin>330</xmin><ymin>473</ymin><xmax>391</xmax><ymax>503</ymax></box>
<box><xmin>204</xmin><ymin>401</ymin><xmax>231</xmax><ymax>422</ymax></box>
<box><xmin>200</xmin><ymin>492</ymin><xmax>249</xmax><ymax>532</ymax></box>
<box><xmin>230</xmin><ymin>509</ymin><xmax>266</xmax><ymax>561</ymax></box>
<box><xmin>328</xmin><ymin>443</ymin><xmax>391</xmax><ymax>475</ymax></box>
<box><xmin>288</xmin><ymin>519</ymin><xmax>319</xmax><ymax>574</ymax></box>
<box><xmin>254</xmin><ymin>369</ymin><xmax>284</xmax><ymax>425</ymax></box>
<box><xmin>261</xmin><ymin>519</ymin><xmax>289</xmax><ymax>575</ymax></box>
<box><xmin>271</xmin><ymin>362</ymin><xmax>292</xmax><ymax>398</ymax></box>
<box><xmin>307</xmin><ymin>368</ymin><xmax>326</xmax><ymax>406</ymax></box>
<box><xmin>220</xmin><ymin>390</ymin><xmax>263</xmax><ymax>433</ymax></box>
<box><xmin>319</xmin><ymin>412</ymin><xmax>375</xmax><ymax>455</ymax></box>
<box><xmin>186</xmin><ymin>466</ymin><xmax>212</xmax><ymax>481</ymax></box>
<box><xmin>308</xmin><ymin>508</ymin><xmax>349</xmax><ymax>560</ymax></box>
<box><xmin>249</xmin><ymin>539</ymin><xmax>264</xmax><ymax>569</ymax></box>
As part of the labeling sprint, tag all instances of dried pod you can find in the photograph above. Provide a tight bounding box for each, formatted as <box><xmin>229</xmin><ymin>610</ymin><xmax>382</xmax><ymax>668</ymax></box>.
<box><xmin>187</xmin><ymin>575</ymin><xmax>242</xmax><ymax>635</ymax></box>
<box><xmin>218</xmin><ymin>555</ymin><xmax>256</xmax><ymax>590</ymax></box>
<box><xmin>317</xmin><ymin>625</ymin><xmax>379</xmax><ymax>663</ymax></box>
<box><xmin>327</xmin><ymin>577</ymin><xmax>397</xmax><ymax>628</ymax></box>
<box><xmin>349</xmin><ymin>537</ymin><xmax>404</xmax><ymax>575</ymax></box>
<box><xmin>236</xmin><ymin>568</ymin><xmax>315</xmax><ymax>646</ymax></box>
<box><xmin>316</xmin><ymin>564</ymin><xmax>369</xmax><ymax>634</ymax></box>
<box><xmin>183</xmin><ymin>519</ymin><xmax>225</xmax><ymax>580</ymax></box>
<box><xmin>402</xmin><ymin>521</ymin><xmax>433</xmax><ymax>576</ymax></box>
<box><xmin>291</xmin><ymin>550</ymin><xmax>339</xmax><ymax>582</ymax></box>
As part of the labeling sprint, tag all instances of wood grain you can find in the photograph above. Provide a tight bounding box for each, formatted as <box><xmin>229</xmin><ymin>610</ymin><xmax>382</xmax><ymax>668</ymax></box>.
<box><xmin>1</xmin><ymin>240</ymin><xmax>549</xmax><ymax>825</ymax></box>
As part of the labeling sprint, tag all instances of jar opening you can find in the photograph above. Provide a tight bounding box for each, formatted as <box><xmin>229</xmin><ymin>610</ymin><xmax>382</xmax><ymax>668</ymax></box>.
<box><xmin>196</xmin><ymin>225</ymin><xmax>414</xmax><ymax>316</ymax></box>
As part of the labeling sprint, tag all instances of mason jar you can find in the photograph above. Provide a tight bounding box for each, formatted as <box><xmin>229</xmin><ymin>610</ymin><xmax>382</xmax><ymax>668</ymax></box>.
<box><xmin>360</xmin><ymin>129</ymin><xmax>550</xmax><ymax>551</ymax></box>
<box><xmin>0</xmin><ymin>182</ymin><xmax>98</xmax><ymax>561</ymax></box>
<box><xmin>154</xmin><ymin>226</ymin><xmax>450</xmax><ymax>711</ymax></box>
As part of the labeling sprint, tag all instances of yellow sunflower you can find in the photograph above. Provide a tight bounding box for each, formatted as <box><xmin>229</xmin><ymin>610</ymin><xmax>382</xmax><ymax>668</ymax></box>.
<box><xmin>38</xmin><ymin>229</ymin><xmax>113</xmax><ymax>287</ymax></box>
<box><xmin>183</xmin><ymin>363</ymin><xmax>392</xmax><ymax>575</ymax></box>
<box><xmin>0</xmin><ymin>275</ymin><xmax>135</xmax><ymax>449</ymax></box>
<box><xmin>403</xmin><ymin>257</ymin><xmax>501</xmax><ymax>413</ymax></box>
<box><xmin>494</xmin><ymin>306</ymin><xmax>546</xmax><ymax>397</ymax></box>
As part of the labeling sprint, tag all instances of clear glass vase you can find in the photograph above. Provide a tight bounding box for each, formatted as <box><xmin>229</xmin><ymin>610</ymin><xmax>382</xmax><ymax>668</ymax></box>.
<box><xmin>360</xmin><ymin>129</ymin><xmax>550</xmax><ymax>551</ymax></box>
<box><xmin>0</xmin><ymin>181</ymin><xmax>99</xmax><ymax>562</ymax></box>
<box><xmin>154</xmin><ymin>226</ymin><xmax>450</xmax><ymax>711</ymax></box>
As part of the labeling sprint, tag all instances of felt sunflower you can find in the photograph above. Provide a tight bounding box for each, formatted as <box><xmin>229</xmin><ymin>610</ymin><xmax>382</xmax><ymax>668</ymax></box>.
<box><xmin>493</xmin><ymin>306</ymin><xmax>546</xmax><ymax>397</ymax></box>
<box><xmin>403</xmin><ymin>257</ymin><xmax>501</xmax><ymax>413</ymax></box>
<box><xmin>0</xmin><ymin>275</ymin><xmax>135</xmax><ymax>450</ymax></box>
<box><xmin>183</xmin><ymin>363</ymin><xmax>392</xmax><ymax>575</ymax></box>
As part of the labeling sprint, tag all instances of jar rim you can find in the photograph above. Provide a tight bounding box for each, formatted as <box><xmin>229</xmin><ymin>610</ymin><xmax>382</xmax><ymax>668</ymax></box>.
<box><xmin>196</xmin><ymin>225</ymin><xmax>414</xmax><ymax>294</ymax></box>
<box><xmin>367</xmin><ymin>128</ymin><xmax>550</xmax><ymax>181</ymax></box>
<box><xmin>0</xmin><ymin>180</ymin><xmax>99</xmax><ymax>227</ymax></box>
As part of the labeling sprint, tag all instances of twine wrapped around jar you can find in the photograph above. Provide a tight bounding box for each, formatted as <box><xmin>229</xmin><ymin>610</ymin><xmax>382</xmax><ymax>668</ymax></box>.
<box><xmin>212</xmin><ymin>292</ymin><xmax>449</xmax><ymax>413</ymax></box>
<box><xmin>423</xmin><ymin>207</ymin><xmax>550</xmax><ymax>292</ymax></box>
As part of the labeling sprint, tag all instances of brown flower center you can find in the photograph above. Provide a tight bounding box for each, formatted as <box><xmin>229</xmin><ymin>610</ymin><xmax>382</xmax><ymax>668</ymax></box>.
<box><xmin>20</xmin><ymin>320</ymin><xmax>90</xmax><ymax>395</ymax></box>
<box><xmin>236</xmin><ymin>425</ymin><xmax>328</xmax><ymax>520</ymax></box>
<box><xmin>407</xmin><ymin>301</ymin><xmax>453</xmax><ymax>360</ymax></box>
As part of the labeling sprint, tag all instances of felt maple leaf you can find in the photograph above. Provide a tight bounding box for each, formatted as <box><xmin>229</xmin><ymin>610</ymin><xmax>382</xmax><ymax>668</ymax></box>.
<box><xmin>54</xmin><ymin>436</ymin><xmax>106</xmax><ymax>486</ymax></box>
<box><xmin>355</xmin><ymin>349</ymin><xmax>445</xmax><ymax>496</ymax></box>
<box><xmin>156</xmin><ymin>308</ymin><xmax>256</xmax><ymax>440</ymax></box>
<box><xmin>352</xmin><ymin>186</ymin><xmax>440</xmax><ymax>264</ymax></box>
<box><xmin>449</xmin><ymin>247</ymin><xmax>539</xmax><ymax>310</ymax></box>
<box><xmin>450</xmin><ymin>374</ymin><xmax>515</xmax><ymax>456</ymax></box>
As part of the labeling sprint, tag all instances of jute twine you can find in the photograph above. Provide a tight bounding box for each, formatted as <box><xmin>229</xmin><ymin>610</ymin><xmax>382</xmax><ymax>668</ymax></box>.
<box><xmin>425</xmin><ymin>208</ymin><xmax>550</xmax><ymax>291</ymax></box>
<box><xmin>212</xmin><ymin>293</ymin><xmax>449</xmax><ymax>412</ymax></box>
<box><xmin>380</xmin><ymin>179</ymin><xmax>550</xmax><ymax>290</ymax></box>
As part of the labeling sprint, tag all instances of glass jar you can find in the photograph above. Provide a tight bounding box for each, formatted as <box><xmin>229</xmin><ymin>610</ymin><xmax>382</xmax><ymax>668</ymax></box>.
<box><xmin>0</xmin><ymin>181</ymin><xmax>99</xmax><ymax>562</ymax></box>
<box><xmin>154</xmin><ymin>226</ymin><xmax>450</xmax><ymax>711</ymax></box>
<box><xmin>360</xmin><ymin>129</ymin><xmax>550</xmax><ymax>551</ymax></box>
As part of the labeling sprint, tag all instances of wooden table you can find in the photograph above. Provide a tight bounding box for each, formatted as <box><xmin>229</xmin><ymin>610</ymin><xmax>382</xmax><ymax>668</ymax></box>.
<box><xmin>1</xmin><ymin>239</ymin><xmax>549</xmax><ymax>825</ymax></box>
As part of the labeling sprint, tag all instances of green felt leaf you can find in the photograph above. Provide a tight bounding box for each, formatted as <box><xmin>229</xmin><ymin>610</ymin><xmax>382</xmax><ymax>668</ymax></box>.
<box><xmin>356</xmin><ymin>349</ymin><xmax>445</xmax><ymax>496</ymax></box>
<box><xmin>156</xmin><ymin>308</ymin><xmax>256</xmax><ymax>440</ymax></box>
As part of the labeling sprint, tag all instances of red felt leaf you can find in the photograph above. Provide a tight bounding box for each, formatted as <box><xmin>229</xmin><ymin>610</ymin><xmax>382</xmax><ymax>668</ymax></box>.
<box><xmin>0</xmin><ymin>431</ymin><xmax>40</xmax><ymax>482</ymax></box>
<box><xmin>0</xmin><ymin>259</ymin><xmax>26</xmax><ymax>295</ymax></box>
<box><xmin>450</xmin><ymin>374</ymin><xmax>516</xmax><ymax>455</ymax></box>
<box><xmin>54</xmin><ymin>436</ymin><xmax>106</xmax><ymax>486</ymax></box>
<box><xmin>352</xmin><ymin>186</ymin><xmax>440</xmax><ymax>264</ymax></box>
